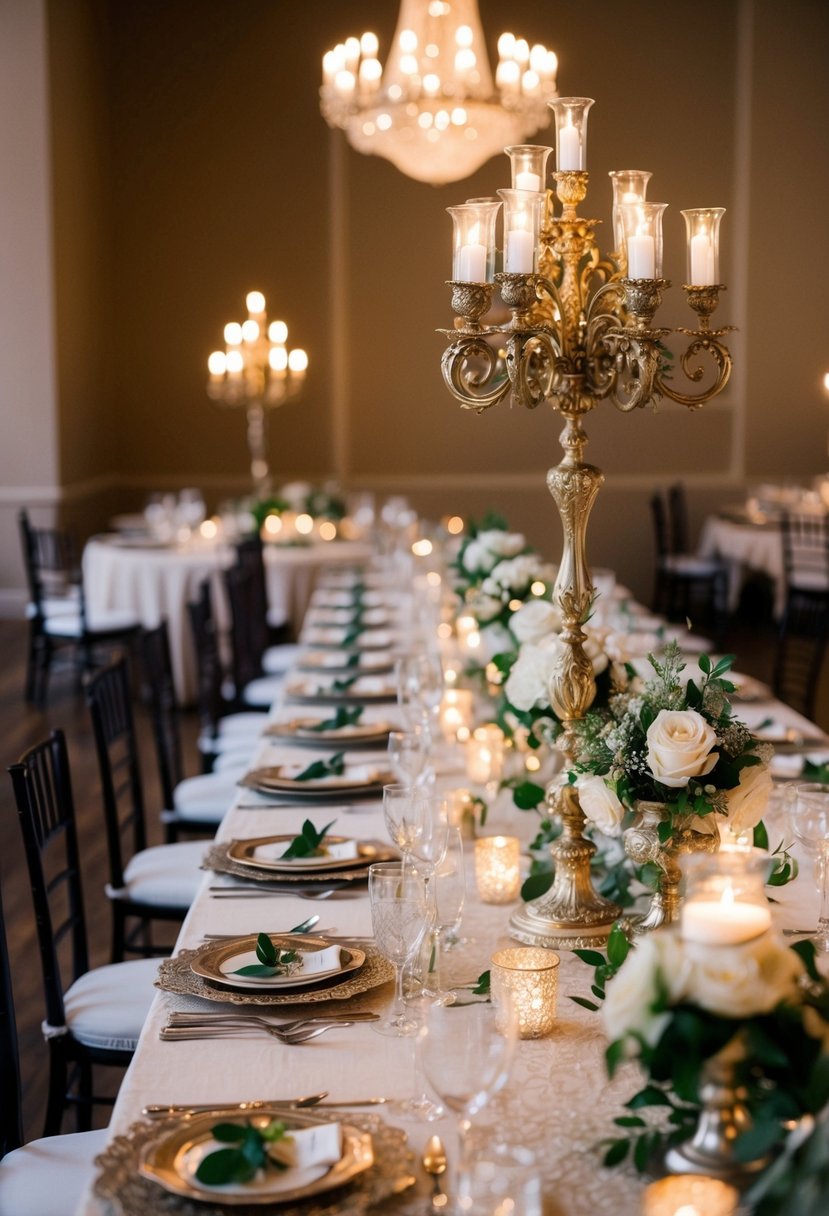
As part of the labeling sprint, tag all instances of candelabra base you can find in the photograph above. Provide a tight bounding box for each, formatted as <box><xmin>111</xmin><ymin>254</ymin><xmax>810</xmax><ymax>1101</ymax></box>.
<box><xmin>508</xmin><ymin>904</ymin><xmax>618</xmax><ymax>951</ymax></box>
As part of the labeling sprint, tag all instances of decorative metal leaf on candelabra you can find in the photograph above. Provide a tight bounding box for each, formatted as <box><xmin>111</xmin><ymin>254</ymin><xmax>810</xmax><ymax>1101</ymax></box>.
<box><xmin>439</xmin><ymin>169</ymin><xmax>734</xmax><ymax>949</ymax></box>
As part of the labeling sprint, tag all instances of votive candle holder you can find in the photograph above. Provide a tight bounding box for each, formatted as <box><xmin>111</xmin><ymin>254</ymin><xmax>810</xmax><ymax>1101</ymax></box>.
<box><xmin>491</xmin><ymin>947</ymin><xmax>560</xmax><ymax>1038</ymax></box>
<box><xmin>475</xmin><ymin>835</ymin><xmax>520</xmax><ymax>904</ymax></box>
<box><xmin>642</xmin><ymin>1174</ymin><xmax>739</xmax><ymax>1216</ymax></box>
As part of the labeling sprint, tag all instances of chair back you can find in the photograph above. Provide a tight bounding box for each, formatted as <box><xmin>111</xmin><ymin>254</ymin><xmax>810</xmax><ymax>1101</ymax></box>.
<box><xmin>224</xmin><ymin>560</ymin><xmax>267</xmax><ymax>698</ymax></box>
<box><xmin>17</xmin><ymin>508</ymin><xmax>82</xmax><ymax>622</ymax></box>
<box><xmin>667</xmin><ymin>482</ymin><xmax>691</xmax><ymax>556</ymax></box>
<box><xmin>650</xmin><ymin>492</ymin><xmax>670</xmax><ymax>560</ymax></box>
<box><xmin>7</xmin><ymin>731</ymin><xmax>87</xmax><ymax>1038</ymax></box>
<box><xmin>85</xmin><ymin>658</ymin><xmax>147</xmax><ymax>892</ymax></box>
<box><xmin>139</xmin><ymin>622</ymin><xmax>184</xmax><ymax>807</ymax></box>
<box><xmin>0</xmin><ymin>878</ymin><xmax>24</xmax><ymax>1157</ymax></box>
<box><xmin>188</xmin><ymin>579</ymin><xmax>227</xmax><ymax>739</ymax></box>
<box><xmin>781</xmin><ymin>510</ymin><xmax>829</xmax><ymax>593</ymax></box>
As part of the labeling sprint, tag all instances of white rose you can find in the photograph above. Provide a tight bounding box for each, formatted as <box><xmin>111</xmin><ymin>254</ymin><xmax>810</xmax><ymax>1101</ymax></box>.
<box><xmin>466</xmin><ymin>591</ymin><xmax>503</xmax><ymax>625</ymax></box>
<box><xmin>489</xmin><ymin>554</ymin><xmax>554</xmax><ymax>597</ymax></box>
<box><xmin>461</xmin><ymin>539</ymin><xmax>492</xmax><ymax>576</ymax></box>
<box><xmin>479</xmin><ymin>622</ymin><xmax>515</xmax><ymax>662</ymax></box>
<box><xmin>645</xmin><ymin>708</ymin><xmax>719</xmax><ymax>789</ymax></box>
<box><xmin>723</xmin><ymin>760</ymin><xmax>772</xmax><ymax>834</ymax></box>
<box><xmin>582</xmin><ymin>628</ymin><xmax>609</xmax><ymax>677</ymax></box>
<box><xmin>602</xmin><ymin>932</ymin><xmax>691</xmax><ymax>1047</ymax></box>
<box><xmin>511</xmin><ymin>599</ymin><xmax>562</xmax><ymax>644</ymax></box>
<box><xmin>504</xmin><ymin>636</ymin><xmax>564</xmax><ymax>711</ymax></box>
<box><xmin>684</xmin><ymin>933</ymin><xmax>804</xmax><ymax>1018</ymax></box>
<box><xmin>577</xmin><ymin>775</ymin><xmax>625</xmax><ymax>836</ymax></box>
<box><xmin>479</xmin><ymin>529</ymin><xmax>526</xmax><ymax>559</ymax></box>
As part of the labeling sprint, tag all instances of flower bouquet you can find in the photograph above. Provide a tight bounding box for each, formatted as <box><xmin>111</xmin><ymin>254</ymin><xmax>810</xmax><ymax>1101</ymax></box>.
<box><xmin>567</xmin><ymin>644</ymin><xmax>772</xmax><ymax>929</ymax></box>
<box><xmin>586</xmin><ymin>926</ymin><xmax>829</xmax><ymax>1183</ymax></box>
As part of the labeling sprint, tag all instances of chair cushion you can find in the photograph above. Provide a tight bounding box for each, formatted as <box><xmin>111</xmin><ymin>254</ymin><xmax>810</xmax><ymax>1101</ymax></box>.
<box><xmin>242</xmin><ymin>674</ymin><xmax>287</xmax><ymax>709</ymax></box>
<box><xmin>43</xmin><ymin>611</ymin><xmax>83</xmax><ymax>638</ymax></box>
<box><xmin>211</xmin><ymin>748</ymin><xmax>252</xmax><ymax>775</ymax></box>
<box><xmin>0</xmin><ymin>1127</ymin><xmax>109</xmax><ymax>1216</ymax></box>
<box><xmin>662</xmin><ymin>555</ymin><xmax>723</xmax><ymax>578</ymax></box>
<box><xmin>25</xmin><ymin>592</ymin><xmax>80</xmax><ymax>620</ymax></box>
<box><xmin>63</xmin><ymin>956</ymin><xmax>160</xmax><ymax>1051</ymax></box>
<box><xmin>217</xmin><ymin>712</ymin><xmax>270</xmax><ymax>738</ymax></box>
<box><xmin>262</xmin><ymin>643</ymin><xmax>304</xmax><ymax>675</ymax></box>
<box><xmin>173</xmin><ymin>772</ymin><xmax>241</xmax><ymax>821</ymax></box>
<box><xmin>790</xmin><ymin>572</ymin><xmax>829</xmax><ymax>592</ymax></box>
<box><xmin>85</xmin><ymin>607</ymin><xmax>141</xmax><ymax>634</ymax></box>
<box><xmin>120</xmin><ymin>840</ymin><xmax>204</xmax><ymax>907</ymax></box>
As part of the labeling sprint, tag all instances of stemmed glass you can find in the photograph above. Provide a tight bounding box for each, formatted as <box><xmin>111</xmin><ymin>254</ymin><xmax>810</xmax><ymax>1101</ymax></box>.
<box><xmin>787</xmin><ymin>783</ymin><xmax>829</xmax><ymax>950</ymax></box>
<box><xmin>383</xmin><ymin>783</ymin><xmax>427</xmax><ymax>864</ymax></box>
<box><xmin>368</xmin><ymin>862</ymin><xmax>428</xmax><ymax>1036</ymax></box>
<box><xmin>387</xmin><ymin>729</ymin><xmax>428</xmax><ymax>784</ymax></box>
<box><xmin>427</xmin><ymin>826</ymin><xmax>467</xmax><ymax>999</ymax></box>
<box><xmin>419</xmin><ymin>999</ymin><xmax>518</xmax><ymax>1210</ymax></box>
<box><xmin>396</xmin><ymin>653</ymin><xmax>444</xmax><ymax>739</ymax></box>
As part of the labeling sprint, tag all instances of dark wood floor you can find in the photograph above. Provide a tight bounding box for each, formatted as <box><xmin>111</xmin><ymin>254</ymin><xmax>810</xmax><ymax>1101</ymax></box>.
<box><xmin>0</xmin><ymin>604</ymin><xmax>794</xmax><ymax>1143</ymax></box>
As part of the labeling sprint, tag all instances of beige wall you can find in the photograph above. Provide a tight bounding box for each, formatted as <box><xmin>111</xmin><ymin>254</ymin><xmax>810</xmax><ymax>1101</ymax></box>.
<box><xmin>1</xmin><ymin>0</ymin><xmax>827</xmax><ymax>609</ymax></box>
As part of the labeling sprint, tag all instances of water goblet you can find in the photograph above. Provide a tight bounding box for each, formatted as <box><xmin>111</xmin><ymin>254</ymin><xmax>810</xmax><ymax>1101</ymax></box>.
<box><xmin>387</xmin><ymin>728</ymin><xmax>427</xmax><ymax>784</ymax></box>
<box><xmin>419</xmin><ymin>998</ymin><xmax>518</xmax><ymax>1210</ymax></box>
<box><xmin>368</xmin><ymin>862</ymin><xmax>428</xmax><ymax>1036</ymax></box>
<box><xmin>396</xmin><ymin>653</ymin><xmax>444</xmax><ymax>737</ymax></box>
<box><xmin>382</xmin><ymin>783</ymin><xmax>426</xmax><ymax>863</ymax></box>
<box><xmin>428</xmin><ymin>826</ymin><xmax>466</xmax><ymax>999</ymax></box>
<box><xmin>787</xmin><ymin>783</ymin><xmax>829</xmax><ymax>950</ymax></box>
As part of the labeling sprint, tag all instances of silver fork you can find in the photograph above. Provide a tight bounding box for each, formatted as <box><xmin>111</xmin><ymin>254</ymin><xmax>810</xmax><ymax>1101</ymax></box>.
<box><xmin>159</xmin><ymin>1021</ymin><xmax>358</xmax><ymax>1044</ymax></box>
<box><xmin>166</xmin><ymin>1011</ymin><xmax>379</xmax><ymax>1032</ymax></box>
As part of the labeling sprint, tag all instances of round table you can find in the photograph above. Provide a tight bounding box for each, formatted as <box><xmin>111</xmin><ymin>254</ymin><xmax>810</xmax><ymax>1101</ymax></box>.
<box><xmin>83</xmin><ymin>535</ymin><xmax>372</xmax><ymax>704</ymax></box>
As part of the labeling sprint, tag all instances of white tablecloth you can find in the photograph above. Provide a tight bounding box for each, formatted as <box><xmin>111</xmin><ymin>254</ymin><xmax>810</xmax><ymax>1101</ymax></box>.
<box><xmin>74</xmin><ymin>673</ymin><xmax>822</xmax><ymax>1216</ymax></box>
<box><xmin>699</xmin><ymin>516</ymin><xmax>785</xmax><ymax>615</ymax></box>
<box><xmin>82</xmin><ymin>537</ymin><xmax>372</xmax><ymax>703</ymax></box>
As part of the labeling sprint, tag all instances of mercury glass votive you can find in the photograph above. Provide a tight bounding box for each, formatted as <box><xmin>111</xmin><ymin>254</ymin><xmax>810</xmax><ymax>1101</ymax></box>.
<box><xmin>447</xmin><ymin>200</ymin><xmax>502</xmax><ymax>283</ymax></box>
<box><xmin>465</xmin><ymin>724</ymin><xmax>505</xmax><ymax>786</ymax></box>
<box><xmin>681</xmin><ymin>207</ymin><xmax>725</xmax><ymax>286</ymax></box>
<box><xmin>439</xmin><ymin>688</ymin><xmax>474</xmax><ymax>743</ymax></box>
<box><xmin>680</xmin><ymin>848</ymin><xmax>772</xmax><ymax>946</ymax></box>
<box><xmin>618</xmin><ymin>200</ymin><xmax>669</xmax><ymax>279</ymax></box>
<box><xmin>491</xmin><ymin>947</ymin><xmax>560</xmax><ymax>1038</ymax></box>
<box><xmin>608</xmin><ymin>169</ymin><xmax>653</xmax><ymax>257</ymax></box>
<box><xmin>548</xmin><ymin>97</ymin><xmax>594</xmax><ymax>170</ymax></box>
<box><xmin>496</xmin><ymin>188</ymin><xmax>546</xmax><ymax>274</ymax></box>
<box><xmin>505</xmin><ymin>144</ymin><xmax>553</xmax><ymax>193</ymax></box>
<box><xmin>475</xmin><ymin>835</ymin><xmax>520</xmax><ymax>904</ymax></box>
<box><xmin>642</xmin><ymin>1174</ymin><xmax>739</xmax><ymax>1216</ymax></box>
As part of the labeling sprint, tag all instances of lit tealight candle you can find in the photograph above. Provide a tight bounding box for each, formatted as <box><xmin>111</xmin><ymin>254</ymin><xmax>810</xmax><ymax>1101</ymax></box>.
<box><xmin>440</xmin><ymin>688</ymin><xmax>473</xmax><ymax>742</ymax></box>
<box><xmin>515</xmin><ymin>169</ymin><xmax>541</xmax><ymax>192</ymax></box>
<box><xmin>491</xmin><ymin>947</ymin><xmax>560</xmax><ymax>1038</ymax></box>
<box><xmin>642</xmin><ymin>1174</ymin><xmax>739</xmax><ymax>1216</ymax></box>
<box><xmin>680</xmin><ymin>878</ymin><xmax>772</xmax><ymax>945</ymax></box>
<box><xmin>466</xmin><ymin>724</ymin><xmax>504</xmax><ymax>785</ymax></box>
<box><xmin>475</xmin><ymin>836</ymin><xmax>521</xmax><ymax>904</ymax></box>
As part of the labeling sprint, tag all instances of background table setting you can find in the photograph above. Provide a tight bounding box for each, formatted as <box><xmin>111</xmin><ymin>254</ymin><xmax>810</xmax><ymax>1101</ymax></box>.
<box><xmin>73</xmin><ymin>531</ymin><xmax>829</xmax><ymax>1216</ymax></box>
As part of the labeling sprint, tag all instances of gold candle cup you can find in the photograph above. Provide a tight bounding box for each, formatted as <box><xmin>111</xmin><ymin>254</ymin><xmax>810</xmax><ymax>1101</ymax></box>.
<box><xmin>475</xmin><ymin>835</ymin><xmax>520</xmax><ymax>904</ymax></box>
<box><xmin>491</xmin><ymin>947</ymin><xmax>560</xmax><ymax>1038</ymax></box>
<box><xmin>642</xmin><ymin>1174</ymin><xmax>739</xmax><ymax>1216</ymax></box>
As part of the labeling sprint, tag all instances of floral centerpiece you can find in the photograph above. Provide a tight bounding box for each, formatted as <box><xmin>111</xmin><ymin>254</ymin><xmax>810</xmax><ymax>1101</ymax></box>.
<box><xmin>567</xmin><ymin>644</ymin><xmax>772</xmax><ymax>928</ymax></box>
<box><xmin>582</xmin><ymin>926</ymin><xmax>829</xmax><ymax>1183</ymax></box>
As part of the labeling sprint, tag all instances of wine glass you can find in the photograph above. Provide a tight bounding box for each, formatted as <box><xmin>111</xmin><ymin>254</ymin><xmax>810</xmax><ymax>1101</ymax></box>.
<box><xmin>387</xmin><ymin>729</ymin><xmax>427</xmax><ymax>784</ymax></box>
<box><xmin>368</xmin><ymin>862</ymin><xmax>428</xmax><ymax>1036</ymax></box>
<box><xmin>419</xmin><ymin>999</ymin><xmax>518</xmax><ymax>1209</ymax></box>
<box><xmin>396</xmin><ymin>653</ymin><xmax>444</xmax><ymax>737</ymax></box>
<box><xmin>383</xmin><ymin>783</ymin><xmax>426</xmax><ymax>863</ymax></box>
<box><xmin>427</xmin><ymin>826</ymin><xmax>467</xmax><ymax>999</ymax></box>
<box><xmin>787</xmin><ymin>783</ymin><xmax>829</xmax><ymax>950</ymax></box>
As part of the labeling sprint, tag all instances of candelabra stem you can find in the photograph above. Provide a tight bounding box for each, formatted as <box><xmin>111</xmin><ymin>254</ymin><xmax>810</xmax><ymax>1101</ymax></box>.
<box><xmin>245</xmin><ymin>402</ymin><xmax>272</xmax><ymax>498</ymax></box>
<box><xmin>510</xmin><ymin>412</ymin><xmax>622</xmax><ymax>949</ymax></box>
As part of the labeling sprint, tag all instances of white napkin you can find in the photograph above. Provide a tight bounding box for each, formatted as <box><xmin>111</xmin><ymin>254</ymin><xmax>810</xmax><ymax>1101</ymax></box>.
<box><xmin>182</xmin><ymin>1122</ymin><xmax>342</xmax><ymax>1197</ymax></box>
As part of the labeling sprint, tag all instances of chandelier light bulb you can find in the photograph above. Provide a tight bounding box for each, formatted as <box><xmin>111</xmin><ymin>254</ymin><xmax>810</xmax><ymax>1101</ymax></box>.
<box><xmin>269</xmin><ymin>346</ymin><xmax>288</xmax><ymax>371</ymax></box>
<box><xmin>207</xmin><ymin>351</ymin><xmax>226</xmax><ymax>376</ymax></box>
<box><xmin>225</xmin><ymin>350</ymin><xmax>244</xmax><ymax>374</ymax></box>
<box><xmin>288</xmin><ymin>349</ymin><xmax>308</xmax><ymax>373</ymax></box>
<box><xmin>223</xmin><ymin>322</ymin><xmax>243</xmax><ymax>345</ymax></box>
<box><xmin>360</xmin><ymin>30</ymin><xmax>379</xmax><ymax>57</ymax></box>
<box><xmin>241</xmin><ymin>319</ymin><xmax>259</xmax><ymax>343</ymax></box>
<box><xmin>268</xmin><ymin>320</ymin><xmax>288</xmax><ymax>344</ymax></box>
<box><xmin>245</xmin><ymin>290</ymin><xmax>266</xmax><ymax>315</ymax></box>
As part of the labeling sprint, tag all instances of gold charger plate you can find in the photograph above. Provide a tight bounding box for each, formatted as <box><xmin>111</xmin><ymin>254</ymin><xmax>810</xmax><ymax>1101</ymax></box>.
<box><xmin>238</xmin><ymin>765</ymin><xmax>394</xmax><ymax>799</ymax></box>
<box><xmin>203</xmin><ymin>843</ymin><xmax>375</xmax><ymax>887</ymax></box>
<box><xmin>140</xmin><ymin>1108</ymin><xmax>372</xmax><ymax>1206</ymax></box>
<box><xmin>227</xmin><ymin>835</ymin><xmax>395</xmax><ymax>875</ymax></box>
<box><xmin>263</xmin><ymin>719</ymin><xmax>393</xmax><ymax>748</ymax></box>
<box><xmin>95</xmin><ymin>1110</ymin><xmax>416</xmax><ymax>1216</ymax></box>
<box><xmin>156</xmin><ymin>944</ymin><xmax>393</xmax><ymax>1007</ymax></box>
<box><xmin>283</xmin><ymin>682</ymin><xmax>397</xmax><ymax>706</ymax></box>
<box><xmin>190</xmin><ymin>934</ymin><xmax>365</xmax><ymax>994</ymax></box>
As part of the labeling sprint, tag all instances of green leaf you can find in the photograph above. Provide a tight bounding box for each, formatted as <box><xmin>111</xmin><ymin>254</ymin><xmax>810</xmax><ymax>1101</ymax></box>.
<box><xmin>633</xmin><ymin>1131</ymin><xmax>652</xmax><ymax>1173</ymax></box>
<box><xmin>573</xmin><ymin>949</ymin><xmax>607</xmax><ymax>969</ymax></box>
<box><xmin>606</xmin><ymin>922</ymin><xmax>630</xmax><ymax>969</ymax></box>
<box><xmin>605</xmin><ymin>1038</ymin><xmax>626</xmax><ymax>1078</ymax></box>
<box><xmin>734</xmin><ymin>1118</ymin><xmax>785</xmax><ymax>1163</ymax></box>
<box><xmin>521</xmin><ymin>870</ymin><xmax>554</xmax><ymax>902</ymax></box>
<box><xmin>626</xmin><ymin>1086</ymin><xmax>674</xmax><ymax>1110</ymax></box>
<box><xmin>614</xmin><ymin>1115</ymin><xmax>646</xmax><ymax>1128</ymax></box>
<box><xmin>332</xmin><ymin>675</ymin><xmax>359</xmax><ymax>691</ymax></box>
<box><xmin>232</xmin><ymin>963</ymin><xmax>282</xmax><ymax>977</ymax></box>
<box><xmin>657</xmin><ymin>820</ymin><xmax>674</xmax><ymax>844</ymax></box>
<box><xmin>307</xmin><ymin>706</ymin><xmax>363</xmax><ymax>732</ymax></box>
<box><xmin>511</xmin><ymin>781</ymin><xmax>546</xmax><ymax>811</ymax></box>
<box><xmin>471</xmin><ymin>970</ymin><xmax>490</xmax><ymax>995</ymax></box>
<box><xmin>792</xmin><ymin>939</ymin><xmax>821</xmax><ymax>983</ymax></box>
<box><xmin>753</xmin><ymin>820</ymin><xmax>770</xmax><ymax>851</ymax></box>
<box><xmin>569</xmin><ymin>995</ymin><xmax>600</xmax><ymax>1012</ymax></box>
<box><xmin>293</xmin><ymin>754</ymin><xmax>345</xmax><ymax>783</ymax></box>
<box><xmin>196</xmin><ymin>1147</ymin><xmax>256</xmax><ymax>1186</ymax></box>
<box><xmin>602</xmin><ymin>1139</ymin><xmax>629</xmax><ymax>1167</ymax></box>
<box><xmin>698</xmin><ymin>653</ymin><xmax>711</xmax><ymax>675</ymax></box>
<box><xmin>256</xmin><ymin>932</ymin><xmax>277</xmax><ymax>967</ymax></box>
<box><xmin>281</xmin><ymin>817</ymin><xmax>337</xmax><ymax>859</ymax></box>
<box><xmin>211</xmin><ymin>1123</ymin><xmax>249</xmax><ymax>1142</ymax></box>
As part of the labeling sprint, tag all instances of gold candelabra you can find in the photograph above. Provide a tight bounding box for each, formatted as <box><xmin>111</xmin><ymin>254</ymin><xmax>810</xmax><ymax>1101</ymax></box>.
<box><xmin>439</xmin><ymin>101</ymin><xmax>734</xmax><ymax>949</ymax></box>
<box><xmin>207</xmin><ymin>291</ymin><xmax>308</xmax><ymax>497</ymax></box>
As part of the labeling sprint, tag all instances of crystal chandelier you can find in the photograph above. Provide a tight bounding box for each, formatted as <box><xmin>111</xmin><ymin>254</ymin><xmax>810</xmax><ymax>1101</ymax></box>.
<box><xmin>320</xmin><ymin>0</ymin><xmax>558</xmax><ymax>185</ymax></box>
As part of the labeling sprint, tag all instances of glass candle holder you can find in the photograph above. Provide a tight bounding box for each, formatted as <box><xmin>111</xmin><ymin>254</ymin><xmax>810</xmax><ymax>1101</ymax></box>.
<box><xmin>505</xmin><ymin>144</ymin><xmax>553</xmax><ymax>193</ymax></box>
<box><xmin>617</xmin><ymin>200</ymin><xmax>669</xmax><ymax>279</ymax></box>
<box><xmin>681</xmin><ymin>207</ymin><xmax>725</xmax><ymax>286</ymax></box>
<box><xmin>466</xmin><ymin>724</ymin><xmax>505</xmax><ymax>786</ymax></box>
<box><xmin>447</xmin><ymin>200</ymin><xmax>502</xmax><ymax>283</ymax></box>
<box><xmin>496</xmin><ymin>188</ymin><xmax>546</xmax><ymax>275</ymax></box>
<box><xmin>680</xmin><ymin>848</ymin><xmax>772</xmax><ymax>945</ymax></box>
<box><xmin>642</xmin><ymin>1174</ymin><xmax>739</xmax><ymax>1216</ymax></box>
<box><xmin>475</xmin><ymin>836</ymin><xmax>520</xmax><ymax>904</ymax></box>
<box><xmin>548</xmin><ymin>97</ymin><xmax>594</xmax><ymax>171</ymax></box>
<box><xmin>439</xmin><ymin>688</ymin><xmax>474</xmax><ymax>743</ymax></box>
<box><xmin>491</xmin><ymin>947</ymin><xmax>560</xmax><ymax>1038</ymax></box>
<box><xmin>608</xmin><ymin>169</ymin><xmax>652</xmax><ymax>256</ymax></box>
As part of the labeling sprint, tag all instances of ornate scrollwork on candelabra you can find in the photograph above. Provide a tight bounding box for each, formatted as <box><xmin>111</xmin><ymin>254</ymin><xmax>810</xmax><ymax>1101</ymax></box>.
<box><xmin>439</xmin><ymin>108</ymin><xmax>734</xmax><ymax>948</ymax></box>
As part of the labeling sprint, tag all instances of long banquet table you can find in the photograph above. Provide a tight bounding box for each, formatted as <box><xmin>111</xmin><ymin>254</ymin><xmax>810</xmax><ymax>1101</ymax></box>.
<box><xmin>76</xmin><ymin>589</ymin><xmax>827</xmax><ymax>1216</ymax></box>
<box><xmin>82</xmin><ymin>535</ymin><xmax>373</xmax><ymax>704</ymax></box>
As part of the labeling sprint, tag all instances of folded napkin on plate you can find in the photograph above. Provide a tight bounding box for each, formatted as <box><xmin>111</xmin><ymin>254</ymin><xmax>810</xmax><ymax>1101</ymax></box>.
<box><xmin>269</xmin><ymin>1122</ymin><xmax>342</xmax><ymax>1169</ymax></box>
<box><xmin>279</xmin><ymin>762</ymin><xmax>381</xmax><ymax>785</ymax></box>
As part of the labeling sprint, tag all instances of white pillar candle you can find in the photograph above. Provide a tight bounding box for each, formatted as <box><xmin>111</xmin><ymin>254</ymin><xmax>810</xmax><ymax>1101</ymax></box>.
<box><xmin>627</xmin><ymin>233</ymin><xmax>655</xmax><ymax>278</ymax></box>
<box><xmin>690</xmin><ymin>231</ymin><xmax>716</xmax><ymax>284</ymax></box>
<box><xmin>515</xmin><ymin>170</ymin><xmax>541</xmax><ymax>192</ymax></box>
<box><xmin>505</xmin><ymin>227</ymin><xmax>535</xmax><ymax>273</ymax></box>
<box><xmin>457</xmin><ymin>242</ymin><xmax>487</xmax><ymax>282</ymax></box>
<box><xmin>558</xmin><ymin>124</ymin><xmax>581</xmax><ymax>170</ymax></box>
<box><xmin>681</xmin><ymin>891</ymin><xmax>772</xmax><ymax>945</ymax></box>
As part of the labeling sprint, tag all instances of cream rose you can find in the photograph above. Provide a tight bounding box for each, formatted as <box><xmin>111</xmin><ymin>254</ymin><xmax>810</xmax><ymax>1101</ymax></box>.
<box><xmin>602</xmin><ymin>932</ymin><xmax>691</xmax><ymax>1047</ymax></box>
<box><xmin>645</xmin><ymin>708</ymin><xmax>719</xmax><ymax>788</ymax></box>
<box><xmin>723</xmin><ymin>759</ymin><xmax>772</xmax><ymax>834</ymax></box>
<box><xmin>577</xmin><ymin>775</ymin><xmax>625</xmax><ymax>836</ymax></box>
<box><xmin>683</xmin><ymin>933</ymin><xmax>804</xmax><ymax>1018</ymax></box>
<box><xmin>504</xmin><ymin>636</ymin><xmax>564</xmax><ymax>711</ymax></box>
<box><xmin>510</xmin><ymin>599</ymin><xmax>562</xmax><ymax>644</ymax></box>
